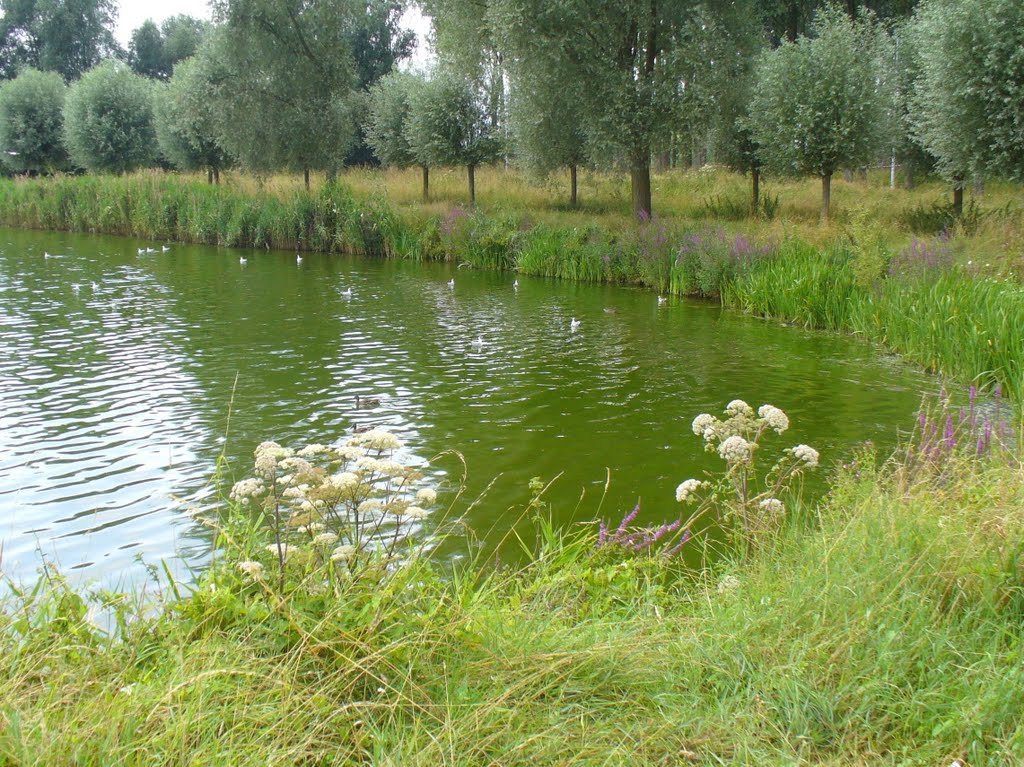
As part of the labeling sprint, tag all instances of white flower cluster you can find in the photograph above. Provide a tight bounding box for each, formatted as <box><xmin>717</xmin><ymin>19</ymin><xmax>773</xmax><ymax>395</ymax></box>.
<box><xmin>757</xmin><ymin>405</ymin><xmax>789</xmax><ymax>434</ymax></box>
<box><xmin>718</xmin><ymin>435</ymin><xmax>753</xmax><ymax>465</ymax></box>
<box><xmin>348</xmin><ymin>429</ymin><xmax>402</xmax><ymax>452</ymax></box>
<box><xmin>675</xmin><ymin>478</ymin><xmax>705</xmax><ymax>503</ymax></box>
<box><xmin>691</xmin><ymin>413</ymin><xmax>717</xmax><ymax>437</ymax></box>
<box><xmin>230</xmin><ymin>478</ymin><xmax>265</xmax><ymax>504</ymax></box>
<box><xmin>725</xmin><ymin>399</ymin><xmax>754</xmax><ymax>417</ymax></box>
<box><xmin>237</xmin><ymin>560</ymin><xmax>264</xmax><ymax>579</ymax></box>
<box><xmin>791</xmin><ymin>444</ymin><xmax>820</xmax><ymax>468</ymax></box>
<box><xmin>758</xmin><ymin>497</ymin><xmax>783</xmax><ymax>514</ymax></box>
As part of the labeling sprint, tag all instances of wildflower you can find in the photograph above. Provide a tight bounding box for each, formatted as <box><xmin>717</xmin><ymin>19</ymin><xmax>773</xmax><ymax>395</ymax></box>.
<box><xmin>237</xmin><ymin>560</ymin><xmax>264</xmax><ymax>579</ymax></box>
<box><xmin>254</xmin><ymin>454</ymin><xmax>278</xmax><ymax>478</ymax></box>
<box><xmin>758</xmin><ymin>497</ymin><xmax>784</xmax><ymax>514</ymax></box>
<box><xmin>725</xmin><ymin>399</ymin><xmax>753</xmax><ymax>417</ymax></box>
<box><xmin>348</xmin><ymin>428</ymin><xmax>402</xmax><ymax>451</ymax></box>
<box><xmin>333</xmin><ymin>445</ymin><xmax>363</xmax><ymax>461</ymax></box>
<box><xmin>266</xmin><ymin>542</ymin><xmax>292</xmax><ymax>560</ymax></box>
<box><xmin>255</xmin><ymin>441</ymin><xmax>293</xmax><ymax>461</ymax></box>
<box><xmin>718</xmin><ymin>435</ymin><xmax>753</xmax><ymax>465</ymax></box>
<box><xmin>279</xmin><ymin>457</ymin><xmax>314</xmax><ymax>476</ymax></box>
<box><xmin>415</xmin><ymin>487</ymin><xmax>438</xmax><ymax>505</ymax></box>
<box><xmin>325</xmin><ymin>472</ymin><xmax>360</xmax><ymax>492</ymax></box>
<box><xmin>229</xmin><ymin>478</ymin><xmax>265</xmax><ymax>504</ymax></box>
<box><xmin>330</xmin><ymin>544</ymin><xmax>357</xmax><ymax>562</ymax></box>
<box><xmin>357</xmin><ymin>499</ymin><xmax>384</xmax><ymax>515</ymax></box>
<box><xmin>119</xmin><ymin>684</ymin><xmax>134</xmax><ymax>696</ymax></box>
<box><xmin>402</xmin><ymin>506</ymin><xmax>430</xmax><ymax>520</ymax></box>
<box><xmin>282</xmin><ymin>486</ymin><xmax>306</xmax><ymax>500</ymax></box>
<box><xmin>298</xmin><ymin>444</ymin><xmax>329</xmax><ymax>457</ymax></box>
<box><xmin>313</xmin><ymin>532</ymin><xmax>339</xmax><ymax>546</ymax></box>
<box><xmin>295</xmin><ymin>523</ymin><xmax>324</xmax><ymax>534</ymax></box>
<box><xmin>675</xmin><ymin>479</ymin><xmax>705</xmax><ymax>503</ymax></box>
<box><xmin>691</xmin><ymin>413</ymin><xmax>716</xmax><ymax>436</ymax></box>
<box><xmin>791</xmin><ymin>444</ymin><xmax>820</xmax><ymax>468</ymax></box>
<box><xmin>357</xmin><ymin>457</ymin><xmax>407</xmax><ymax>477</ymax></box>
<box><xmin>758</xmin><ymin>404</ymin><xmax>789</xmax><ymax>434</ymax></box>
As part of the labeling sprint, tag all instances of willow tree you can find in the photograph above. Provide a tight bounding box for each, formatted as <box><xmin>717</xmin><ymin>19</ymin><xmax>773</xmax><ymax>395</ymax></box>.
<box><xmin>0</xmin><ymin>68</ymin><xmax>67</xmax><ymax>173</ymax></box>
<box><xmin>910</xmin><ymin>0</ymin><xmax>1024</xmax><ymax>214</ymax></box>
<box><xmin>488</xmin><ymin>0</ymin><xmax>738</xmax><ymax>219</ymax></box>
<box><xmin>405</xmin><ymin>71</ymin><xmax>499</xmax><ymax>207</ymax></box>
<box><xmin>750</xmin><ymin>6</ymin><xmax>893</xmax><ymax>222</ymax></box>
<box><xmin>63</xmin><ymin>60</ymin><xmax>155</xmax><ymax>173</ymax></box>
<box><xmin>153</xmin><ymin>55</ymin><xmax>229</xmax><ymax>183</ymax></box>
<box><xmin>364</xmin><ymin>70</ymin><xmax>429</xmax><ymax>198</ymax></box>
<box><xmin>209</xmin><ymin>0</ymin><xmax>359</xmax><ymax>187</ymax></box>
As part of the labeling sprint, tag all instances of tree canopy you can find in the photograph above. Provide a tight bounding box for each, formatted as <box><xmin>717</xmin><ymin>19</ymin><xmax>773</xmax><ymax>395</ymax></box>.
<box><xmin>0</xmin><ymin>0</ymin><xmax>119</xmax><ymax>81</ymax></box>
<box><xmin>0</xmin><ymin>66</ymin><xmax>66</xmax><ymax>171</ymax></box>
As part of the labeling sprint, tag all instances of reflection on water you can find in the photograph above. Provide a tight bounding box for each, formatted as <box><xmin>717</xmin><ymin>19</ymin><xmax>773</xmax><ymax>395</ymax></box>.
<box><xmin>0</xmin><ymin>228</ymin><xmax>934</xmax><ymax>587</ymax></box>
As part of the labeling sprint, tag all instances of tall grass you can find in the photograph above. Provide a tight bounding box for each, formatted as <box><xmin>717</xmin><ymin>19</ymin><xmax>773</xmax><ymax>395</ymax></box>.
<box><xmin>2</xmin><ymin>426</ymin><xmax>1023</xmax><ymax>765</ymax></box>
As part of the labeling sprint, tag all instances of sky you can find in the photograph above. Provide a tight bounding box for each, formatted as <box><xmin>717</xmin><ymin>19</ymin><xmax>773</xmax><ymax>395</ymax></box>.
<box><xmin>113</xmin><ymin>0</ymin><xmax>433</xmax><ymax>66</ymax></box>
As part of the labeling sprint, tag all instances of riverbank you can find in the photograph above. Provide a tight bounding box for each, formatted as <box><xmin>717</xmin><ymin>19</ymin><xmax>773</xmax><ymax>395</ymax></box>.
<box><xmin>2</xmin><ymin>416</ymin><xmax>1022</xmax><ymax>765</ymax></box>
<box><xmin>0</xmin><ymin>171</ymin><xmax>1021</xmax><ymax>397</ymax></box>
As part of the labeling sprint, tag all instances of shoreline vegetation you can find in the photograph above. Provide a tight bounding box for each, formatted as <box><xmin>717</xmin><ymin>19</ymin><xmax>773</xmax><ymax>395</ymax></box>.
<box><xmin>1</xmin><ymin>168</ymin><xmax>1021</xmax><ymax>399</ymax></box>
<box><xmin>1</xmin><ymin>394</ymin><xmax>1022</xmax><ymax>765</ymax></box>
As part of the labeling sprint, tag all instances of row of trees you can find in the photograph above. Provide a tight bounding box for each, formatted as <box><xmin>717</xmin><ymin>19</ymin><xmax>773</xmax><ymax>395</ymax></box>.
<box><xmin>0</xmin><ymin>0</ymin><xmax>1020</xmax><ymax>221</ymax></box>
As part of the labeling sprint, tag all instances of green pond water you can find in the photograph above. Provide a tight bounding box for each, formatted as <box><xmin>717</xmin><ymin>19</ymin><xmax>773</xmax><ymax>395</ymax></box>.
<box><xmin>0</xmin><ymin>227</ymin><xmax>935</xmax><ymax>586</ymax></box>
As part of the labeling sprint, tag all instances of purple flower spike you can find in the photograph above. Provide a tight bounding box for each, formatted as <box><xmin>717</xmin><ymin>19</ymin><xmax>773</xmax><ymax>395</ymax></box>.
<box><xmin>616</xmin><ymin>501</ymin><xmax>641</xmax><ymax>535</ymax></box>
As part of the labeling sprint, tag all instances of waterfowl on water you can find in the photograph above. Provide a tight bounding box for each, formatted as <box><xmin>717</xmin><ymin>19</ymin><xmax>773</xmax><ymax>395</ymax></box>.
<box><xmin>570</xmin><ymin>317</ymin><xmax>581</xmax><ymax>332</ymax></box>
<box><xmin>471</xmin><ymin>336</ymin><xmax>486</xmax><ymax>348</ymax></box>
<box><xmin>341</xmin><ymin>286</ymin><xmax>353</xmax><ymax>298</ymax></box>
<box><xmin>447</xmin><ymin>278</ymin><xmax>455</xmax><ymax>289</ymax></box>
<box><xmin>296</xmin><ymin>253</ymin><xmax>303</xmax><ymax>264</ymax></box>
<box><xmin>603</xmin><ymin>307</ymin><xmax>617</xmax><ymax>314</ymax></box>
<box><xmin>513</xmin><ymin>279</ymin><xmax>519</xmax><ymax>289</ymax></box>
<box><xmin>355</xmin><ymin>394</ymin><xmax>381</xmax><ymax>409</ymax></box>
<box><xmin>239</xmin><ymin>255</ymin><xmax>248</xmax><ymax>265</ymax></box>
<box><xmin>162</xmin><ymin>245</ymin><xmax>171</xmax><ymax>252</ymax></box>
<box><xmin>658</xmin><ymin>295</ymin><xmax>667</xmax><ymax>305</ymax></box>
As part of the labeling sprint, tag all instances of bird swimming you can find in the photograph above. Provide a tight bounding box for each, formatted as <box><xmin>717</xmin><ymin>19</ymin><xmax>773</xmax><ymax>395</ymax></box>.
<box><xmin>513</xmin><ymin>279</ymin><xmax>519</xmax><ymax>289</ymax></box>
<box><xmin>658</xmin><ymin>295</ymin><xmax>667</xmax><ymax>305</ymax></box>
<box><xmin>296</xmin><ymin>253</ymin><xmax>303</xmax><ymax>264</ymax></box>
<box><xmin>447</xmin><ymin>278</ymin><xmax>455</xmax><ymax>289</ymax></box>
<box><xmin>471</xmin><ymin>336</ymin><xmax>486</xmax><ymax>348</ymax></box>
<box><xmin>162</xmin><ymin>245</ymin><xmax>171</xmax><ymax>252</ymax></box>
<box><xmin>239</xmin><ymin>255</ymin><xmax>248</xmax><ymax>265</ymax></box>
<box><xmin>570</xmin><ymin>317</ymin><xmax>581</xmax><ymax>332</ymax></box>
<box><xmin>341</xmin><ymin>286</ymin><xmax>353</xmax><ymax>298</ymax></box>
<box><xmin>355</xmin><ymin>394</ymin><xmax>381</xmax><ymax>409</ymax></box>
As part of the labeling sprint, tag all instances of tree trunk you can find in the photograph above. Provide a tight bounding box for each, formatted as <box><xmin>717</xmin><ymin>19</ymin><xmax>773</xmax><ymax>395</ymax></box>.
<box><xmin>821</xmin><ymin>173</ymin><xmax>832</xmax><ymax>223</ymax></box>
<box><xmin>630</xmin><ymin>152</ymin><xmax>652</xmax><ymax>220</ymax></box>
<box><xmin>904</xmin><ymin>166</ymin><xmax>915</xmax><ymax>190</ymax></box>
<box><xmin>207</xmin><ymin>168</ymin><xmax>213</xmax><ymax>185</ymax></box>
<box><xmin>973</xmin><ymin>175</ymin><xmax>984</xmax><ymax>196</ymax></box>
<box><xmin>786</xmin><ymin>1</ymin><xmax>799</xmax><ymax>42</ymax></box>
<box><xmin>303</xmin><ymin>167</ymin><xmax>310</xmax><ymax>191</ymax></box>
<box><xmin>570</xmin><ymin>164</ymin><xmax>578</xmax><ymax>208</ymax></box>
<box><xmin>468</xmin><ymin>163</ymin><xmax>476</xmax><ymax>207</ymax></box>
<box><xmin>751</xmin><ymin>166</ymin><xmax>760</xmax><ymax>217</ymax></box>
<box><xmin>421</xmin><ymin>165</ymin><xmax>429</xmax><ymax>201</ymax></box>
<box><xmin>953</xmin><ymin>177</ymin><xmax>964</xmax><ymax>217</ymax></box>
<box><xmin>843</xmin><ymin>168</ymin><xmax>854</xmax><ymax>183</ymax></box>
<box><xmin>214</xmin><ymin>167</ymin><xmax>220</xmax><ymax>185</ymax></box>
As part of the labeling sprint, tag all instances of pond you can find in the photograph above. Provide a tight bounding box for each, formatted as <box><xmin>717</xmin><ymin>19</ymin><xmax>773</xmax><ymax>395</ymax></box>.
<box><xmin>0</xmin><ymin>227</ymin><xmax>934</xmax><ymax>587</ymax></box>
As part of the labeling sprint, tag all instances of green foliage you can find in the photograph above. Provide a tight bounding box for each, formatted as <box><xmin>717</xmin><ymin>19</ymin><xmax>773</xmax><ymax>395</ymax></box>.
<box><xmin>62</xmin><ymin>61</ymin><xmax>155</xmax><ymax>174</ymax></box>
<box><xmin>364</xmin><ymin>70</ymin><xmax>422</xmax><ymax>169</ymax></box>
<box><xmin>153</xmin><ymin>55</ymin><xmax>229</xmax><ymax>175</ymax></box>
<box><xmin>208</xmin><ymin>0</ymin><xmax>360</xmax><ymax>177</ymax></box>
<box><xmin>127</xmin><ymin>19</ymin><xmax>164</xmax><ymax>79</ymax></box>
<box><xmin>910</xmin><ymin>0</ymin><xmax>1024</xmax><ymax>182</ymax></box>
<box><xmin>0</xmin><ymin>67</ymin><xmax>66</xmax><ymax>173</ymax></box>
<box><xmin>751</xmin><ymin>6</ymin><xmax>894</xmax><ymax>180</ymax></box>
<box><xmin>406</xmin><ymin>71</ymin><xmax>500</xmax><ymax>171</ymax></box>
<box><xmin>0</xmin><ymin>0</ymin><xmax>119</xmax><ymax>81</ymax></box>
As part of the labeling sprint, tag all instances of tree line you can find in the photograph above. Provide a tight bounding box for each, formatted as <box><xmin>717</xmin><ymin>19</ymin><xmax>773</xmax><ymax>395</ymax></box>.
<box><xmin>0</xmin><ymin>0</ymin><xmax>1020</xmax><ymax>220</ymax></box>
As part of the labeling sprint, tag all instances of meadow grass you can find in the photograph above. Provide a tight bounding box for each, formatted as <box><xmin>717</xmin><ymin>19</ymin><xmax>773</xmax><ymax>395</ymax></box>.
<box><xmin>2</xmin><ymin>426</ymin><xmax>1022</xmax><ymax>766</ymax></box>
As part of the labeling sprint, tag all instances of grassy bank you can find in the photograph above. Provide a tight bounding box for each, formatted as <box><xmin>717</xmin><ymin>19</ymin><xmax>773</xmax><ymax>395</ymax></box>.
<box><xmin>0</xmin><ymin>170</ymin><xmax>1022</xmax><ymax>397</ymax></box>
<box><xmin>2</xmin><ymin>421</ymin><xmax>1023</xmax><ymax>765</ymax></box>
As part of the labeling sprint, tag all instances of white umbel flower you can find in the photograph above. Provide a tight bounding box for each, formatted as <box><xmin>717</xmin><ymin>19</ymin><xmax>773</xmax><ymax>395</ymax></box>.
<box><xmin>415</xmin><ymin>487</ymin><xmax>438</xmax><ymax>505</ymax></box>
<box><xmin>312</xmin><ymin>532</ymin><xmax>339</xmax><ymax>546</ymax></box>
<box><xmin>792</xmin><ymin>444</ymin><xmax>820</xmax><ymax>468</ymax></box>
<box><xmin>229</xmin><ymin>478</ymin><xmax>265</xmax><ymax>504</ymax></box>
<box><xmin>758</xmin><ymin>497</ymin><xmax>784</xmax><ymax>514</ymax></box>
<box><xmin>330</xmin><ymin>545</ymin><xmax>357</xmax><ymax>562</ymax></box>
<box><xmin>725</xmin><ymin>399</ymin><xmax>754</xmax><ymax>416</ymax></box>
<box><xmin>675</xmin><ymin>479</ymin><xmax>705</xmax><ymax>503</ymax></box>
<box><xmin>348</xmin><ymin>429</ymin><xmax>402</xmax><ymax>451</ymax></box>
<box><xmin>718</xmin><ymin>435</ymin><xmax>753</xmax><ymax>465</ymax></box>
<box><xmin>757</xmin><ymin>404</ymin><xmax>789</xmax><ymax>434</ymax></box>
<box><xmin>236</xmin><ymin>561</ymin><xmax>264</xmax><ymax>579</ymax></box>
<box><xmin>691</xmin><ymin>413</ymin><xmax>717</xmax><ymax>436</ymax></box>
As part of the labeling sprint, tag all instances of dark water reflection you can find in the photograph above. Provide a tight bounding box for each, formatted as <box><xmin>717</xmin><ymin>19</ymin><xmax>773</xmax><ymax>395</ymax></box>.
<box><xmin>0</xmin><ymin>228</ymin><xmax>933</xmax><ymax>587</ymax></box>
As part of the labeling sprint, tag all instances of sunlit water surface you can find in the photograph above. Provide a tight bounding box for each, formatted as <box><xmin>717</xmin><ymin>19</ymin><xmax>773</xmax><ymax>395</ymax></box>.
<box><xmin>0</xmin><ymin>228</ymin><xmax>935</xmax><ymax>587</ymax></box>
